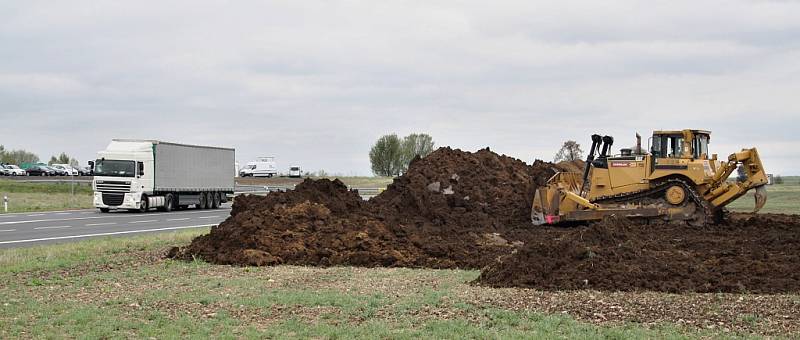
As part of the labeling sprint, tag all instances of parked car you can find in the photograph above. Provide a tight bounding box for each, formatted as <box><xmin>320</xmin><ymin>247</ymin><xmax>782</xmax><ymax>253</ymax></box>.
<box><xmin>51</xmin><ymin>164</ymin><xmax>79</xmax><ymax>176</ymax></box>
<box><xmin>78</xmin><ymin>166</ymin><xmax>93</xmax><ymax>176</ymax></box>
<box><xmin>1</xmin><ymin>164</ymin><xmax>26</xmax><ymax>176</ymax></box>
<box><xmin>46</xmin><ymin>166</ymin><xmax>67</xmax><ymax>176</ymax></box>
<box><xmin>26</xmin><ymin>165</ymin><xmax>54</xmax><ymax>176</ymax></box>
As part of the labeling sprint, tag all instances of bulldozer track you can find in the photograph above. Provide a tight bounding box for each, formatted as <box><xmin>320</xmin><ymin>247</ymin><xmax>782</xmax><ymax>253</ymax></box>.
<box><xmin>592</xmin><ymin>178</ymin><xmax>715</xmax><ymax>225</ymax></box>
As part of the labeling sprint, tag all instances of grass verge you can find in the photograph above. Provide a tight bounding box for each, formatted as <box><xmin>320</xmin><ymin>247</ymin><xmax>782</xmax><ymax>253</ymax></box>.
<box><xmin>0</xmin><ymin>179</ymin><xmax>92</xmax><ymax>213</ymax></box>
<box><xmin>727</xmin><ymin>182</ymin><xmax>800</xmax><ymax>214</ymax></box>
<box><xmin>1</xmin><ymin>229</ymin><xmax>797</xmax><ymax>339</ymax></box>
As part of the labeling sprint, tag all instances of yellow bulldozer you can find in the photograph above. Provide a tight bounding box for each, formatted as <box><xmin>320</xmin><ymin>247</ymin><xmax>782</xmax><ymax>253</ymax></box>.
<box><xmin>532</xmin><ymin>129</ymin><xmax>768</xmax><ymax>226</ymax></box>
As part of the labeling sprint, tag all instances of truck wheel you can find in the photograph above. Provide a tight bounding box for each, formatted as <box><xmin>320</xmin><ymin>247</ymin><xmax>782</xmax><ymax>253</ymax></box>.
<box><xmin>99</xmin><ymin>208</ymin><xmax>110</xmax><ymax>213</ymax></box>
<box><xmin>198</xmin><ymin>192</ymin><xmax>208</xmax><ymax>209</ymax></box>
<box><xmin>211</xmin><ymin>193</ymin><xmax>220</xmax><ymax>209</ymax></box>
<box><xmin>139</xmin><ymin>195</ymin><xmax>149</xmax><ymax>213</ymax></box>
<box><xmin>161</xmin><ymin>194</ymin><xmax>174</xmax><ymax>212</ymax></box>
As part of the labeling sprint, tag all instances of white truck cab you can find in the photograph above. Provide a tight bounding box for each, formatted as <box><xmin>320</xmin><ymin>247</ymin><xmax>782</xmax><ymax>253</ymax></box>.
<box><xmin>93</xmin><ymin>141</ymin><xmax>153</xmax><ymax>211</ymax></box>
<box><xmin>239</xmin><ymin>156</ymin><xmax>278</xmax><ymax>177</ymax></box>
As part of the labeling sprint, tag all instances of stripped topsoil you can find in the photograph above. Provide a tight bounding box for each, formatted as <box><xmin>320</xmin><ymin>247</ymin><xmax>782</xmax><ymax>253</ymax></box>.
<box><xmin>172</xmin><ymin>147</ymin><xmax>800</xmax><ymax>294</ymax></box>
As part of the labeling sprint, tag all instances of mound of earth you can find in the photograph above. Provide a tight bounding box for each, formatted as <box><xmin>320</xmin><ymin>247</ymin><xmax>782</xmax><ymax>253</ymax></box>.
<box><xmin>477</xmin><ymin>213</ymin><xmax>800</xmax><ymax>293</ymax></box>
<box><xmin>172</xmin><ymin>146</ymin><xmax>800</xmax><ymax>294</ymax></box>
<box><xmin>174</xmin><ymin>147</ymin><xmax>560</xmax><ymax>269</ymax></box>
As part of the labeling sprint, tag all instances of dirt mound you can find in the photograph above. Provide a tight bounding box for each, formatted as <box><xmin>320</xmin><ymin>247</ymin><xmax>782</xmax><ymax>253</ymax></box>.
<box><xmin>477</xmin><ymin>213</ymin><xmax>800</xmax><ymax>293</ymax></box>
<box><xmin>175</xmin><ymin>148</ymin><xmax>557</xmax><ymax>269</ymax></box>
<box><xmin>555</xmin><ymin>159</ymin><xmax>585</xmax><ymax>173</ymax></box>
<box><xmin>173</xmin><ymin>146</ymin><xmax>800</xmax><ymax>294</ymax></box>
<box><xmin>231</xmin><ymin>178</ymin><xmax>363</xmax><ymax>216</ymax></box>
<box><xmin>371</xmin><ymin>147</ymin><xmax>556</xmax><ymax>232</ymax></box>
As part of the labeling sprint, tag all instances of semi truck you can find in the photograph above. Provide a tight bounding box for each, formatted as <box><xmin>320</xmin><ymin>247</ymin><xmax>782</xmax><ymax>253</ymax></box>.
<box><xmin>92</xmin><ymin>139</ymin><xmax>235</xmax><ymax>213</ymax></box>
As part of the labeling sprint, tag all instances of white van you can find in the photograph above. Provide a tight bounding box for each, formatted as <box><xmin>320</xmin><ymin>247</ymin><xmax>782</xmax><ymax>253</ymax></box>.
<box><xmin>239</xmin><ymin>157</ymin><xmax>278</xmax><ymax>177</ymax></box>
<box><xmin>288</xmin><ymin>166</ymin><xmax>301</xmax><ymax>178</ymax></box>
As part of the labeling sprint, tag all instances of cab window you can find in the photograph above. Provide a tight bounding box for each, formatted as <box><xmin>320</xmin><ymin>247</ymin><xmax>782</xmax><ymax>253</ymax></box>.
<box><xmin>693</xmin><ymin>135</ymin><xmax>709</xmax><ymax>159</ymax></box>
<box><xmin>652</xmin><ymin>134</ymin><xmax>684</xmax><ymax>158</ymax></box>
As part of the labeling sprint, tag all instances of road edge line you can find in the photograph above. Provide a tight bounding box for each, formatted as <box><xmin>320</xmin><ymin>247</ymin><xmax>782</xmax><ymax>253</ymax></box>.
<box><xmin>0</xmin><ymin>224</ymin><xmax>214</xmax><ymax>245</ymax></box>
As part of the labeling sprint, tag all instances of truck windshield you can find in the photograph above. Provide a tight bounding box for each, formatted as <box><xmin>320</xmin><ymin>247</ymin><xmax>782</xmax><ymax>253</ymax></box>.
<box><xmin>94</xmin><ymin>159</ymin><xmax>135</xmax><ymax>177</ymax></box>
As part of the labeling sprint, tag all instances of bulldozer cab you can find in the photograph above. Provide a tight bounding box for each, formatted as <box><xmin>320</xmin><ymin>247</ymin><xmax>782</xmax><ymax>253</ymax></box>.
<box><xmin>651</xmin><ymin>130</ymin><xmax>711</xmax><ymax>160</ymax></box>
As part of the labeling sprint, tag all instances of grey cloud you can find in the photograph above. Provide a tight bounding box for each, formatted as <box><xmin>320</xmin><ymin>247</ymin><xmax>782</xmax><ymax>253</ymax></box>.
<box><xmin>1</xmin><ymin>1</ymin><xmax>799</xmax><ymax>175</ymax></box>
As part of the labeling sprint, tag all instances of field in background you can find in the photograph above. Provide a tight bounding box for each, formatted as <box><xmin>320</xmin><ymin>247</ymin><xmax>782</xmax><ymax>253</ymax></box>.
<box><xmin>0</xmin><ymin>179</ymin><xmax>92</xmax><ymax>213</ymax></box>
<box><xmin>3</xmin><ymin>175</ymin><xmax>797</xmax><ymax>215</ymax></box>
<box><xmin>727</xmin><ymin>176</ymin><xmax>799</xmax><ymax>214</ymax></box>
<box><xmin>236</xmin><ymin>176</ymin><xmax>394</xmax><ymax>188</ymax></box>
<box><xmin>0</xmin><ymin>177</ymin><xmax>394</xmax><ymax>214</ymax></box>
<box><xmin>2</xmin><ymin>229</ymin><xmax>796</xmax><ymax>338</ymax></box>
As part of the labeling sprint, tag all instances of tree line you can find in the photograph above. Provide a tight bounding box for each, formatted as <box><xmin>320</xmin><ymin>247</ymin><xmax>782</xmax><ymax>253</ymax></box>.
<box><xmin>0</xmin><ymin>145</ymin><xmax>80</xmax><ymax>167</ymax></box>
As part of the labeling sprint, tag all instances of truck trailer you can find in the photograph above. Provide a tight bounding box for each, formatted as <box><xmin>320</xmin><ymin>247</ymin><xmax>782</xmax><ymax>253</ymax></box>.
<box><xmin>92</xmin><ymin>139</ymin><xmax>235</xmax><ymax>213</ymax></box>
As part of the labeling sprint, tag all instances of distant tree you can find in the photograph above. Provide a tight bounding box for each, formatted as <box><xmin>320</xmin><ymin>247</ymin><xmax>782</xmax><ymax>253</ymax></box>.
<box><xmin>774</xmin><ymin>175</ymin><xmax>784</xmax><ymax>184</ymax></box>
<box><xmin>369</xmin><ymin>134</ymin><xmax>403</xmax><ymax>176</ymax></box>
<box><xmin>400</xmin><ymin>133</ymin><xmax>435</xmax><ymax>173</ymax></box>
<box><xmin>736</xmin><ymin>165</ymin><xmax>747</xmax><ymax>181</ymax></box>
<box><xmin>48</xmin><ymin>152</ymin><xmax>79</xmax><ymax>167</ymax></box>
<box><xmin>57</xmin><ymin>152</ymin><xmax>70</xmax><ymax>164</ymax></box>
<box><xmin>554</xmin><ymin>140</ymin><xmax>584</xmax><ymax>162</ymax></box>
<box><xmin>316</xmin><ymin>169</ymin><xmax>328</xmax><ymax>177</ymax></box>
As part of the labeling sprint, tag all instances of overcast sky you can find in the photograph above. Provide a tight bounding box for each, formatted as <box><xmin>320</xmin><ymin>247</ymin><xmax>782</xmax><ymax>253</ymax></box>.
<box><xmin>1</xmin><ymin>1</ymin><xmax>799</xmax><ymax>175</ymax></box>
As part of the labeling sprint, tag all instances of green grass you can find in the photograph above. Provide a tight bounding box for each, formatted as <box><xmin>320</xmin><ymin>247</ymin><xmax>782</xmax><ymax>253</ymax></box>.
<box><xmin>727</xmin><ymin>181</ymin><xmax>800</xmax><ymax>214</ymax></box>
<box><xmin>0</xmin><ymin>230</ymin><xmax>788</xmax><ymax>339</ymax></box>
<box><xmin>0</xmin><ymin>179</ymin><xmax>92</xmax><ymax>213</ymax></box>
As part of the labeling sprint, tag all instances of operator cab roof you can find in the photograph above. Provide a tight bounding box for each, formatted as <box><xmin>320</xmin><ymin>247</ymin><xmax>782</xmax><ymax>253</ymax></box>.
<box><xmin>653</xmin><ymin>129</ymin><xmax>711</xmax><ymax>135</ymax></box>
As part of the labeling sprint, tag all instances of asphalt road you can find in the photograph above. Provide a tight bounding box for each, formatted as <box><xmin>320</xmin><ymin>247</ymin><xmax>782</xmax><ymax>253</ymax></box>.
<box><xmin>0</xmin><ymin>205</ymin><xmax>231</xmax><ymax>248</ymax></box>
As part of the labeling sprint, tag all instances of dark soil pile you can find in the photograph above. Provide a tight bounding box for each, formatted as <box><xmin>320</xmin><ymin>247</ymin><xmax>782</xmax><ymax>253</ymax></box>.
<box><xmin>175</xmin><ymin>147</ymin><xmax>562</xmax><ymax>269</ymax></box>
<box><xmin>173</xmin><ymin>146</ymin><xmax>800</xmax><ymax>294</ymax></box>
<box><xmin>477</xmin><ymin>213</ymin><xmax>800</xmax><ymax>293</ymax></box>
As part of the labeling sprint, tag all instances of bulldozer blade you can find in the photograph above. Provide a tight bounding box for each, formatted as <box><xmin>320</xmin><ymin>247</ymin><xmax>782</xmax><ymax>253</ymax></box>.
<box><xmin>753</xmin><ymin>185</ymin><xmax>767</xmax><ymax>213</ymax></box>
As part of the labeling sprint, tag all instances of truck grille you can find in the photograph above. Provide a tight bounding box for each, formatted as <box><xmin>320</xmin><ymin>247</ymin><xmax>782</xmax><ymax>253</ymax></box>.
<box><xmin>102</xmin><ymin>193</ymin><xmax>125</xmax><ymax>206</ymax></box>
<box><xmin>96</xmin><ymin>181</ymin><xmax>131</xmax><ymax>193</ymax></box>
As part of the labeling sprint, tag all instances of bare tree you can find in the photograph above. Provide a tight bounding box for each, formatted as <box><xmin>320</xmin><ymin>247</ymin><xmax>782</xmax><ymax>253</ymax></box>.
<box><xmin>554</xmin><ymin>140</ymin><xmax>584</xmax><ymax>162</ymax></box>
